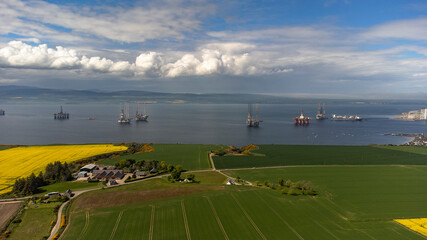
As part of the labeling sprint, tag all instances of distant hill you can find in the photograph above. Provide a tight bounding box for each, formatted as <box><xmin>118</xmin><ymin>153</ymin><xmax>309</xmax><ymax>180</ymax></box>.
<box><xmin>0</xmin><ymin>86</ymin><xmax>424</xmax><ymax>104</ymax></box>
<box><xmin>0</xmin><ymin>85</ymin><xmax>293</xmax><ymax>104</ymax></box>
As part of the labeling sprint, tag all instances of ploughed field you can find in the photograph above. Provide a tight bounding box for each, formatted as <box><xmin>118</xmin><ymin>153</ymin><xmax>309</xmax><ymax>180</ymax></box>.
<box><xmin>0</xmin><ymin>144</ymin><xmax>127</xmax><ymax>194</ymax></box>
<box><xmin>0</xmin><ymin>201</ymin><xmax>22</xmax><ymax>229</ymax></box>
<box><xmin>62</xmin><ymin>166</ymin><xmax>427</xmax><ymax>240</ymax></box>
<box><xmin>99</xmin><ymin>144</ymin><xmax>226</xmax><ymax>170</ymax></box>
<box><xmin>213</xmin><ymin>145</ymin><xmax>427</xmax><ymax>169</ymax></box>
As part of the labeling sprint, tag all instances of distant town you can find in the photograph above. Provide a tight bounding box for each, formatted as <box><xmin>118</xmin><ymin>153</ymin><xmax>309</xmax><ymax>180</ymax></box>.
<box><xmin>396</xmin><ymin>108</ymin><xmax>427</xmax><ymax>121</ymax></box>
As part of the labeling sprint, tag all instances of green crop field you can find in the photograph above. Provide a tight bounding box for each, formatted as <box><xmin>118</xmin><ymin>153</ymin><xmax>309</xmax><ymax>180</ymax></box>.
<box><xmin>8</xmin><ymin>202</ymin><xmax>60</xmax><ymax>240</ymax></box>
<box><xmin>213</xmin><ymin>145</ymin><xmax>427</xmax><ymax>169</ymax></box>
<box><xmin>99</xmin><ymin>144</ymin><xmax>226</xmax><ymax>170</ymax></box>
<box><xmin>61</xmin><ymin>166</ymin><xmax>427</xmax><ymax>240</ymax></box>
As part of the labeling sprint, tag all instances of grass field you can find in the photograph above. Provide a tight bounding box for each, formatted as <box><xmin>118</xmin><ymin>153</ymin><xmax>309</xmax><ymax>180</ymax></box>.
<box><xmin>38</xmin><ymin>181</ymin><xmax>104</xmax><ymax>194</ymax></box>
<box><xmin>0</xmin><ymin>144</ymin><xmax>127</xmax><ymax>194</ymax></box>
<box><xmin>99</xmin><ymin>144</ymin><xmax>226</xmax><ymax>170</ymax></box>
<box><xmin>213</xmin><ymin>145</ymin><xmax>427</xmax><ymax>169</ymax></box>
<box><xmin>8</xmin><ymin>202</ymin><xmax>60</xmax><ymax>240</ymax></box>
<box><xmin>61</xmin><ymin>165</ymin><xmax>427</xmax><ymax>240</ymax></box>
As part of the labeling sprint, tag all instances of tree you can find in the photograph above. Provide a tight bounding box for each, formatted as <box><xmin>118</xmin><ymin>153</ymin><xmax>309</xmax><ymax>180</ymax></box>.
<box><xmin>171</xmin><ymin>165</ymin><xmax>183</xmax><ymax>180</ymax></box>
<box><xmin>186</xmin><ymin>174</ymin><xmax>195</xmax><ymax>181</ymax></box>
<box><xmin>285</xmin><ymin>179</ymin><xmax>292</xmax><ymax>187</ymax></box>
<box><xmin>278</xmin><ymin>178</ymin><xmax>284</xmax><ymax>186</ymax></box>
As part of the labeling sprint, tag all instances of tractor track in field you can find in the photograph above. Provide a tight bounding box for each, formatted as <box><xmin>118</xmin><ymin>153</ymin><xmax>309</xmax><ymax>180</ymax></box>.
<box><xmin>181</xmin><ymin>200</ymin><xmax>192</xmax><ymax>240</ymax></box>
<box><xmin>149</xmin><ymin>205</ymin><xmax>155</xmax><ymax>240</ymax></box>
<box><xmin>230</xmin><ymin>193</ymin><xmax>266</xmax><ymax>240</ymax></box>
<box><xmin>109</xmin><ymin>210</ymin><xmax>123</xmax><ymax>240</ymax></box>
<box><xmin>205</xmin><ymin>196</ymin><xmax>229</xmax><ymax>240</ymax></box>
<box><xmin>77</xmin><ymin>211</ymin><xmax>90</xmax><ymax>240</ymax></box>
<box><xmin>254</xmin><ymin>191</ymin><xmax>304</xmax><ymax>240</ymax></box>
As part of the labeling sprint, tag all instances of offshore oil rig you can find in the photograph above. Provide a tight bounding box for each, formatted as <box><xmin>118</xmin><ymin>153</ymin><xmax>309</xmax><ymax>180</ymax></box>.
<box><xmin>118</xmin><ymin>102</ymin><xmax>131</xmax><ymax>124</ymax></box>
<box><xmin>247</xmin><ymin>103</ymin><xmax>262</xmax><ymax>127</ymax></box>
<box><xmin>135</xmin><ymin>102</ymin><xmax>149</xmax><ymax>122</ymax></box>
<box><xmin>316</xmin><ymin>103</ymin><xmax>327</xmax><ymax>120</ymax></box>
<box><xmin>294</xmin><ymin>109</ymin><xmax>310</xmax><ymax>125</ymax></box>
<box><xmin>54</xmin><ymin>106</ymin><xmax>69</xmax><ymax>119</ymax></box>
<box><xmin>0</xmin><ymin>108</ymin><xmax>4</xmax><ymax>116</ymax></box>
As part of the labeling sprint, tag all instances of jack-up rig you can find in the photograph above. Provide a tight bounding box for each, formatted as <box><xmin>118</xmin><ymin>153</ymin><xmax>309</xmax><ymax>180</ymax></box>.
<box><xmin>135</xmin><ymin>102</ymin><xmax>149</xmax><ymax>122</ymax></box>
<box><xmin>247</xmin><ymin>103</ymin><xmax>262</xmax><ymax>127</ymax></box>
<box><xmin>294</xmin><ymin>109</ymin><xmax>310</xmax><ymax>125</ymax></box>
<box><xmin>54</xmin><ymin>106</ymin><xmax>69</xmax><ymax>119</ymax></box>
<box><xmin>316</xmin><ymin>103</ymin><xmax>327</xmax><ymax>120</ymax></box>
<box><xmin>118</xmin><ymin>102</ymin><xmax>131</xmax><ymax>124</ymax></box>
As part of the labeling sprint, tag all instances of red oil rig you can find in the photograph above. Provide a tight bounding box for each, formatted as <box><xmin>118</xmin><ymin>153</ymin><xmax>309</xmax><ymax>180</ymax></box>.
<box><xmin>294</xmin><ymin>109</ymin><xmax>310</xmax><ymax>125</ymax></box>
<box><xmin>54</xmin><ymin>106</ymin><xmax>69</xmax><ymax>119</ymax></box>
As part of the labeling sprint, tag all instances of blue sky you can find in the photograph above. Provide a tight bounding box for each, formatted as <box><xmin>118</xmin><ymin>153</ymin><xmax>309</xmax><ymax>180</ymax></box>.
<box><xmin>0</xmin><ymin>0</ymin><xmax>426</xmax><ymax>98</ymax></box>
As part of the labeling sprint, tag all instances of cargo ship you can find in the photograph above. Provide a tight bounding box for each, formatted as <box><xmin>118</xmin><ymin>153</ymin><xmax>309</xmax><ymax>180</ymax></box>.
<box><xmin>294</xmin><ymin>110</ymin><xmax>310</xmax><ymax>125</ymax></box>
<box><xmin>331</xmin><ymin>114</ymin><xmax>363</xmax><ymax>121</ymax></box>
<box><xmin>316</xmin><ymin>103</ymin><xmax>326</xmax><ymax>120</ymax></box>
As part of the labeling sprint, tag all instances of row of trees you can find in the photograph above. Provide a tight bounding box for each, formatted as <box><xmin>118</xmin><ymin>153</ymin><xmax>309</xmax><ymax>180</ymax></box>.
<box><xmin>254</xmin><ymin>178</ymin><xmax>316</xmax><ymax>196</ymax></box>
<box><xmin>115</xmin><ymin>159</ymin><xmax>179</xmax><ymax>174</ymax></box>
<box><xmin>12</xmin><ymin>162</ymin><xmax>72</xmax><ymax>195</ymax></box>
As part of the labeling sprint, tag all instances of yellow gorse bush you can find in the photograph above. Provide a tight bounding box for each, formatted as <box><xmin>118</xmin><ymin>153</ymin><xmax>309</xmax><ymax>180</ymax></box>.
<box><xmin>0</xmin><ymin>144</ymin><xmax>127</xmax><ymax>194</ymax></box>
<box><xmin>395</xmin><ymin>218</ymin><xmax>427</xmax><ymax>236</ymax></box>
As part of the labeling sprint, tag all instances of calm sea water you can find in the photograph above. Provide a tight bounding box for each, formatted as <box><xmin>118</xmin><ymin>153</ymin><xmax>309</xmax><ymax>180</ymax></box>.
<box><xmin>0</xmin><ymin>103</ymin><xmax>425</xmax><ymax>146</ymax></box>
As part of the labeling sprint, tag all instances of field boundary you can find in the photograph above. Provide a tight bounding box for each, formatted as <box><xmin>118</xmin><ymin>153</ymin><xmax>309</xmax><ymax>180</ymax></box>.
<box><xmin>181</xmin><ymin>200</ymin><xmax>191</xmax><ymax>240</ymax></box>
<box><xmin>205</xmin><ymin>196</ymin><xmax>229</xmax><ymax>240</ymax></box>
<box><xmin>230</xmin><ymin>193</ymin><xmax>266</xmax><ymax>240</ymax></box>
<box><xmin>109</xmin><ymin>210</ymin><xmax>123</xmax><ymax>240</ymax></box>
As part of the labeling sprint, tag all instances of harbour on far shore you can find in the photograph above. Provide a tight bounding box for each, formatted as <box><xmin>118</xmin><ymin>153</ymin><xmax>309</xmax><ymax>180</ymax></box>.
<box><xmin>0</xmin><ymin>103</ymin><xmax>425</xmax><ymax>146</ymax></box>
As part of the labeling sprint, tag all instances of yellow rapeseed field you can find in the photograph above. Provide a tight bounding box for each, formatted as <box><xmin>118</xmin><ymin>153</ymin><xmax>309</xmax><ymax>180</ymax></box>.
<box><xmin>0</xmin><ymin>145</ymin><xmax>127</xmax><ymax>194</ymax></box>
<box><xmin>395</xmin><ymin>218</ymin><xmax>427</xmax><ymax>236</ymax></box>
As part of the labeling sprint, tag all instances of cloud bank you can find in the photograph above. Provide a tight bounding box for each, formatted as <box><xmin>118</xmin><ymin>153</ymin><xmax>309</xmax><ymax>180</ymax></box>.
<box><xmin>0</xmin><ymin>41</ymin><xmax>262</xmax><ymax>77</ymax></box>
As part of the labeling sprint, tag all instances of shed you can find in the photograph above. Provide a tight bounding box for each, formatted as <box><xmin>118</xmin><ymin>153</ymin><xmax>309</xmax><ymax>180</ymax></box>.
<box><xmin>77</xmin><ymin>171</ymin><xmax>88</xmax><ymax>178</ymax></box>
<box><xmin>80</xmin><ymin>164</ymin><xmax>97</xmax><ymax>172</ymax></box>
<box><xmin>150</xmin><ymin>168</ymin><xmax>158</xmax><ymax>174</ymax></box>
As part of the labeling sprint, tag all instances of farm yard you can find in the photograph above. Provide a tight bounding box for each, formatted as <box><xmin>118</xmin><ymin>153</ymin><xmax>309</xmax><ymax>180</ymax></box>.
<box><xmin>213</xmin><ymin>145</ymin><xmax>427</xmax><ymax>169</ymax></box>
<box><xmin>99</xmin><ymin>144</ymin><xmax>226</xmax><ymax>170</ymax></box>
<box><xmin>0</xmin><ymin>144</ymin><xmax>127</xmax><ymax>194</ymax></box>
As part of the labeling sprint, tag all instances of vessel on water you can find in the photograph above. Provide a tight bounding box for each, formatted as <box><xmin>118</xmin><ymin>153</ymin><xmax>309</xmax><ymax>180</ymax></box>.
<box><xmin>247</xmin><ymin>103</ymin><xmax>262</xmax><ymax>127</ymax></box>
<box><xmin>54</xmin><ymin>106</ymin><xmax>69</xmax><ymax>119</ymax></box>
<box><xmin>0</xmin><ymin>108</ymin><xmax>4</xmax><ymax>116</ymax></box>
<box><xmin>294</xmin><ymin>109</ymin><xmax>310</xmax><ymax>125</ymax></box>
<box><xmin>118</xmin><ymin>102</ymin><xmax>131</xmax><ymax>124</ymax></box>
<box><xmin>331</xmin><ymin>114</ymin><xmax>363</xmax><ymax>121</ymax></box>
<box><xmin>316</xmin><ymin>103</ymin><xmax>326</xmax><ymax>120</ymax></box>
<box><xmin>135</xmin><ymin>102</ymin><xmax>149</xmax><ymax>122</ymax></box>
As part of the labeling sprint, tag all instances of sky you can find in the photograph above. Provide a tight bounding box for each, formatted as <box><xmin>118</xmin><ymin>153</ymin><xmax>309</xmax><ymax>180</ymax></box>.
<box><xmin>1</xmin><ymin>0</ymin><xmax>427</xmax><ymax>97</ymax></box>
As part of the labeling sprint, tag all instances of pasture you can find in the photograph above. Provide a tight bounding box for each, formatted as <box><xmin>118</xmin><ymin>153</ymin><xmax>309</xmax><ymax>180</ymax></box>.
<box><xmin>61</xmin><ymin>166</ymin><xmax>427</xmax><ymax>239</ymax></box>
<box><xmin>99</xmin><ymin>144</ymin><xmax>226</xmax><ymax>170</ymax></box>
<box><xmin>8</xmin><ymin>202</ymin><xmax>61</xmax><ymax>240</ymax></box>
<box><xmin>0</xmin><ymin>144</ymin><xmax>127</xmax><ymax>194</ymax></box>
<box><xmin>213</xmin><ymin>145</ymin><xmax>427</xmax><ymax>169</ymax></box>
